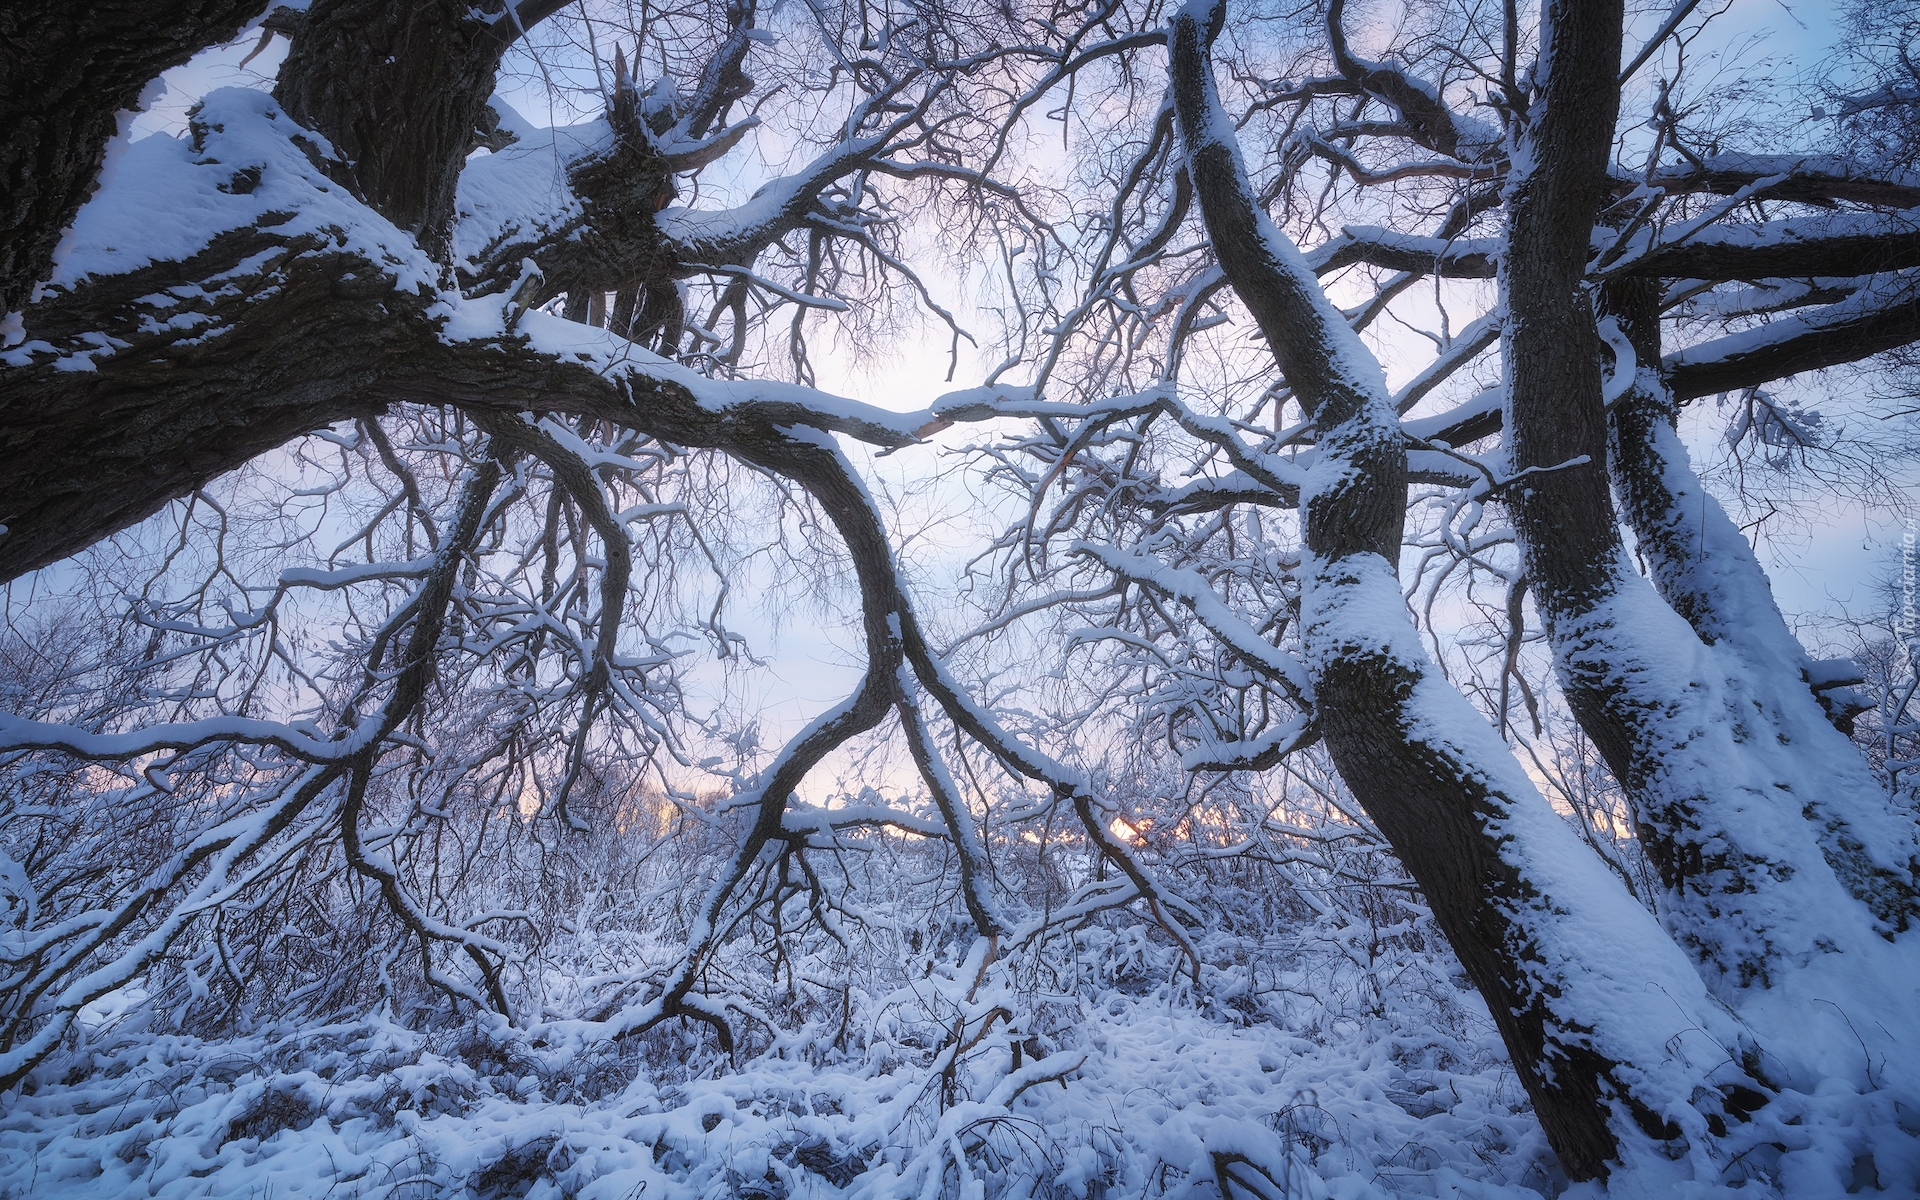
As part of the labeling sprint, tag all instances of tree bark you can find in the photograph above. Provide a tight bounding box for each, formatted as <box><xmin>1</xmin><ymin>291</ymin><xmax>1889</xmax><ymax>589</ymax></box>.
<box><xmin>1169</xmin><ymin>1</ymin><xmax>1752</xmax><ymax>1176</ymax></box>
<box><xmin>0</xmin><ymin>0</ymin><xmax>268</xmax><ymax>311</ymax></box>
<box><xmin>1499</xmin><ymin>0</ymin><xmax>1920</xmax><ymax>1001</ymax></box>
<box><xmin>273</xmin><ymin>0</ymin><xmax>512</xmax><ymax>263</ymax></box>
<box><xmin>1602</xmin><ymin>280</ymin><xmax>1920</xmax><ymax>930</ymax></box>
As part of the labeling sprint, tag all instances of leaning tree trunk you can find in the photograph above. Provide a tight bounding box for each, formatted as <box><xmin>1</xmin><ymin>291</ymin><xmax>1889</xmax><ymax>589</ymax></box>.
<box><xmin>1168</xmin><ymin>0</ymin><xmax>1759</xmax><ymax>1178</ymax></box>
<box><xmin>1498</xmin><ymin>0</ymin><xmax>1920</xmax><ymax>1077</ymax></box>
<box><xmin>1604</xmin><ymin>279</ymin><xmax>1920</xmax><ymax>924</ymax></box>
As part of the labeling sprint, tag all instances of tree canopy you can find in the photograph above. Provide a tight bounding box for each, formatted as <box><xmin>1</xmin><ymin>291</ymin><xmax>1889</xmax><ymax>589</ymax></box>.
<box><xmin>3</xmin><ymin>0</ymin><xmax>1920</xmax><ymax>1193</ymax></box>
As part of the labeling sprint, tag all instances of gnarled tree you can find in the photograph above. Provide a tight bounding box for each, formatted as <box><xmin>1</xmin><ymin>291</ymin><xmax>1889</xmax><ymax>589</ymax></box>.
<box><xmin>2</xmin><ymin>0</ymin><xmax>1919</xmax><ymax>1190</ymax></box>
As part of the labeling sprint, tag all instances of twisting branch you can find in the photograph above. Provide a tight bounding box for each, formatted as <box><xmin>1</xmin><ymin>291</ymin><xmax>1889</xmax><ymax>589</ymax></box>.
<box><xmin>1325</xmin><ymin>0</ymin><xmax>1472</xmax><ymax>159</ymax></box>
<box><xmin>336</xmin><ymin>446</ymin><xmax>513</xmax><ymax>1017</ymax></box>
<box><xmin>474</xmin><ymin>415</ymin><xmax>635</xmax><ymax>832</ymax></box>
<box><xmin>896</xmin><ymin>682</ymin><xmax>1007</xmax><ymax>939</ymax></box>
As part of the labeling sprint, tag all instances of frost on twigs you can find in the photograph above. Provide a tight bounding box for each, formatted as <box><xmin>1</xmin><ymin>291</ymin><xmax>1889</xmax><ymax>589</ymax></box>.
<box><xmin>1</xmin><ymin>812</ymin><xmax>1571</xmax><ymax>1200</ymax></box>
<box><xmin>6</xmin><ymin>0</ymin><xmax>1920</xmax><ymax>1192</ymax></box>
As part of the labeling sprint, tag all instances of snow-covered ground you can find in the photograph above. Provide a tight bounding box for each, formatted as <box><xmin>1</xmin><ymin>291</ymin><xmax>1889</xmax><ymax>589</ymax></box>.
<box><xmin>7</xmin><ymin>794</ymin><xmax>1916</xmax><ymax>1200</ymax></box>
<box><xmin>0</xmin><ymin>993</ymin><xmax>1551</xmax><ymax>1200</ymax></box>
<box><xmin>1</xmin><ymin>878</ymin><xmax>1566</xmax><ymax>1200</ymax></box>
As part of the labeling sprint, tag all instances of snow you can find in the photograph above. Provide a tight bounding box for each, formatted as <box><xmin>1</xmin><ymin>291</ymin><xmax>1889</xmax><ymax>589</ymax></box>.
<box><xmin>1666</xmin><ymin>272</ymin><xmax>1920</xmax><ymax>377</ymax></box>
<box><xmin>1307</xmin><ymin>228</ymin><xmax>1500</xmax><ymax>278</ymax></box>
<box><xmin>4</xmin><ymin>87</ymin><xmax>444</xmax><ymax>373</ymax></box>
<box><xmin>0</xmin><ymin>894</ymin><xmax>1570</xmax><ymax>1200</ymax></box>
<box><xmin>1589</xmin><ymin>376</ymin><xmax>1920</xmax><ymax>1090</ymax></box>
<box><xmin>1171</xmin><ymin>23</ymin><xmax>1389</xmax><ymax>408</ymax></box>
<box><xmin>43</xmin><ymin>90</ymin><xmax>434</xmax><ymax>296</ymax></box>
<box><xmin>1156</xmin><ymin>19</ymin><xmax>1817</xmax><ymax>1175</ymax></box>
<box><xmin>1643</xmin><ymin>154</ymin><xmax>1920</xmax><ymax>198</ymax></box>
<box><xmin>13</xmin><ymin>863</ymin><xmax>1898</xmax><ymax>1200</ymax></box>
<box><xmin>1293</xmin><ymin>549</ymin><xmax>1756</xmax><ymax>1138</ymax></box>
<box><xmin>0</xmin><ymin>710</ymin><xmax>347</xmax><ymax>761</ymax></box>
<box><xmin>1071</xmin><ymin>541</ymin><xmax>1313</xmax><ymax>700</ymax></box>
<box><xmin>452</xmin><ymin>101</ymin><xmax>607</xmax><ymax>271</ymax></box>
<box><xmin>1608</xmin><ymin>207</ymin><xmax>1920</xmax><ymax>268</ymax></box>
<box><xmin>6</xmin><ymin>7</ymin><xmax>1918</xmax><ymax>1196</ymax></box>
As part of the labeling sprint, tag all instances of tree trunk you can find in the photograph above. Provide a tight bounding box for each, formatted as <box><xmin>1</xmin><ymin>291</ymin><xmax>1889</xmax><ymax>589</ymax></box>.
<box><xmin>1602</xmin><ymin>279</ymin><xmax>1920</xmax><ymax>933</ymax></box>
<box><xmin>273</xmin><ymin>0</ymin><xmax>508</xmax><ymax>264</ymax></box>
<box><xmin>1499</xmin><ymin>0</ymin><xmax>1920</xmax><ymax>1025</ymax></box>
<box><xmin>0</xmin><ymin>0</ymin><xmax>267</xmax><ymax>311</ymax></box>
<box><xmin>0</xmin><ymin>0</ymin><xmax>689</xmax><ymax>581</ymax></box>
<box><xmin>1169</xmin><ymin>0</ymin><xmax>1754</xmax><ymax>1176</ymax></box>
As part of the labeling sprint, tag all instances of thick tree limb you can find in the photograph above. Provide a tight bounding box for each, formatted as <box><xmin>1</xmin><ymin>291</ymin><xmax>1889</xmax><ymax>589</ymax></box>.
<box><xmin>1610</xmin><ymin>211</ymin><xmax>1920</xmax><ymax>281</ymax></box>
<box><xmin>0</xmin><ymin>89</ymin><xmax>931</xmax><ymax>584</ymax></box>
<box><xmin>1306</xmin><ymin>227</ymin><xmax>1498</xmax><ymax>279</ymax></box>
<box><xmin>1325</xmin><ymin>0</ymin><xmax>1471</xmax><ymax>159</ymax></box>
<box><xmin>1666</xmin><ymin>274</ymin><xmax>1920</xmax><ymax>401</ymax></box>
<box><xmin>1642</xmin><ymin>154</ymin><xmax>1920</xmax><ymax>209</ymax></box>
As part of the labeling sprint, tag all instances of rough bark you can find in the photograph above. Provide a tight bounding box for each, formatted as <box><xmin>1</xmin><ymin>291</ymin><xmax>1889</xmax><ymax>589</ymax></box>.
<box><xmin>0</xmin><ymin>0</ymin><xmax>935</xmax><ymax>591</ymax></box>
<box><xmin>1494</xmin><ymin>0</ymin><xmax>1716</xmax><ymax>888</ymax></box>
<box><xmin>0</xmin><ymin>0</ymin><xmax>754</xmax><ymax>579</ymax></box>
<box><xmin>1602</xmin><ymin>279</ymin><xmax>1920</xmax><ymax>930</ymax></box>
<box><xmin>1501</xmin><ymin>0</ymin><xmax>1920</xmax><ymax>1004</ymax></box>
<box><xmin>0</xmin><ymin>0</ymin><xmax>268</xmax><ymax>311</ymax></box>
<box><xmin>0</xmin><ymin>231</ymin><xmax>409</xmax><ymax>577</ymax></box>
<box><xmin>1498</xmin><ymin>0</ymin><xmax>1626</xmax><ymax>629</ymax></box>
<box><xmin>1499</xmin><ymin>0</ymin><xmax>1780</xmax><ymax>979</ymax></box>
<box><xmin>1666</xmin><ymin>281</ymin><xmax>1920</xmax><ymax>402</ymax></box>
<box><xmin>274</xmin><ymin>0</ymin><xmax>691</xmax><ymax>296</ymax></box>
<box><xmin>1618</xmin><ymin>219</ymin><xmax>1920</xmax><ymax>281</ymax></box>
<box><xmin>0</xmin><ymin>0</ymin><xmax>523</xmax><ymax>571</ymax></box>
<box><xmin>273</xmin><ymin>0</ymin><xmax>512</xmax><ymax>263</ymax></box>
<box><xmin>480</xmin><ymin>80</ymin><xmax>682</xmax><ymax>304</ymax></box>
<box><xmin>1324</xmin><ymin>0</ymin><xmax>1466</xmax><ymax>158</ymax></box>
<box><xmin>0</xmin><ymin>208</ymin><xmax>914</xmax><ymax>584</ymax></box>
